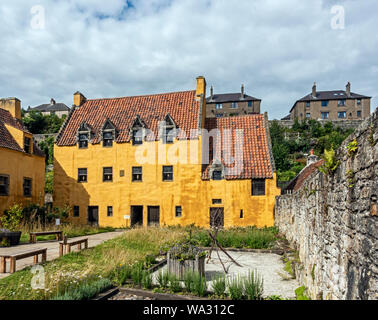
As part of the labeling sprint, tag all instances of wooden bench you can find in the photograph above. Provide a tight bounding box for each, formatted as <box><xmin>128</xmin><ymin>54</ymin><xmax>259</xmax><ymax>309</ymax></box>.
<box><xmin>59</xmin><ymin>238</ymin><xmax>88</xmax><ymax>257</ymax></box>
<box><xmin>0</xmin><ymin>248</ymin><xmax>47</xmax><ymax>274</ymax></box>
<box><xmin>29</xmin><ymin>231</ymin><xmax>63</xmax><ymax>243</ymax></box>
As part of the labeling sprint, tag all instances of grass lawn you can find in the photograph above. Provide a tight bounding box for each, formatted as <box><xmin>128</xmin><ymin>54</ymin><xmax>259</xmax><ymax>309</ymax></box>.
<box><xmin>0</xmin><ymin>225</ymin><xmax>279</xmax><ymax>300</ymax></box>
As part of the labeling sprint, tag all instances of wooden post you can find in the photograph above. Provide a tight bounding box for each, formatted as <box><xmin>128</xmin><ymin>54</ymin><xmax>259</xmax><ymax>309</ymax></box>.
<box><xmin>77</xmin><ymin>243</ymin><xmax>81</xmax><ymax>250</ymax></box>
<box><xmin>0</xmin><ymin>257</ymin><xmax>6</xmax><ymax>273</ymax></box>
<box><xmin>10</xmin><ymin>258</ymin><xmax>16</xmax><ymax>274</ymax></box>
<box><xmin>33</xmin><ymin>254</ymin><xmax>39</xmax><ymax>264</ymax></box>
<box><xmin>85</xmin><ymin>239</ymin><xmax>88</xmax><ymax>249</ymax></box>
<box><xmin>66</xmin><ymin>244</ymin><xmax>71</xmax><ymax>253</ymax></box>
<box><xmin>42</xmin><ymin>250</ymin><xmax>46</xmax><ymax>262</ymax></box>
<box><xmin>59</xmin><ymin>243</ymin><xmax>64</xmax><ymax>257</ymax></box>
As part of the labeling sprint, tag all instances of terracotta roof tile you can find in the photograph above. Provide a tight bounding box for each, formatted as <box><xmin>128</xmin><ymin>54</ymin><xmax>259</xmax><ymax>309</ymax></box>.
<box><xmin>56</xmin><ymin>90</ymin><xmax>200</xmax><ymax>146</ymax></box>
<box><xmin>202</xmin><ymin>114</ymin><xmax>274</xmax><ymax>179</ymax></box>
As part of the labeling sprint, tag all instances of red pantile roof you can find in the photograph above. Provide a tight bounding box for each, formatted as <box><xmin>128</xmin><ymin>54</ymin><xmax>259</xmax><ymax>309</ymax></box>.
<box><xmin>202</xmin><ymin>114</ymin><xmax>275</xmax><ymax>179</ymax></box>
<box><xmin>0</xmin><ymin>108</ymin><xmax>45</xmax><ymax>157</ymax></box>
<box><xmin>56</xmin><ymin>90</ymin><xmax>200</xmax><ymax>146</ymax></box>
<box><xmin>56</xmin><ymin>90</ymin><xmax>275</xmax><ymax>180</ymax></box>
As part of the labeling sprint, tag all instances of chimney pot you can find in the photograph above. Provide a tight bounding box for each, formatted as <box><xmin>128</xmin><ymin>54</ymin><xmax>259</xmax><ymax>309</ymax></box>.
<box><xmin>241</xmin><ymin>84</ymin><xmax>245</xmax><ymax>99</ymax></box>
<box><xmin>210</xmin><ymin>86</ymin><xmax>214</xmax><ymax>101</ymax></box>
<box><xmin>50</xmin><ymin>98</ymin><xmax>56</xmax><ymax>105</ymax></box>
<box><xmin>346</xmin><ymin>82</ymin><xmax>351</xmax><ymax>97</ymax></box>
<box><xmin>312</xmin><ymin>82</ymin><xmax>316</xmax><ymax>98</ymax></box>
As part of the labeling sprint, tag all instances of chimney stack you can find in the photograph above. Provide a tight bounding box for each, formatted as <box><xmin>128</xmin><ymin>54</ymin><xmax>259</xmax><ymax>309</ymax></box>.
<box><xmin>312</xmin><ymin>82</ymin><xmax>316</xmax><ymax>98</ymax></box>
<box><xmin>50</xmin><ymin>98</ymin><xmax>56</xmax><ymax>105</ymax></box>
<box><xmin>346</xmin><ymin>81</ymin><xmax>351</xmax><ymax>97</ymax></box>
<box><xmin>307</xmin><ymin>149</ymin><xmax>318</xmax><ymax>166</ymax></box>
<box><xmin>210</xmin><ymin>86</ymin><xmax>214</xmax><ymax>101</ymax></box>
<box><xmin>0</xmin><ymin>97</ymin><xmax>21</xmax><ymax>120</ymax></box>
<box><xmin>73</xmin><ymin>91</ymin><xmax>86</xmax><ymax>107</ymax></box>
<box><xmin>241</xmin><ymin>84</ymin><xmax>245</xmax><ymax>100</ymax></box>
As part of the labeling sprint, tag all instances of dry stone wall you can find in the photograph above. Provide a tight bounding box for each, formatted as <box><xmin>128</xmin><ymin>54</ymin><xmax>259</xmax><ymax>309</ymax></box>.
<box><xmin>275</xmin><ymin>108</ymin><xmax>378</xmax><ymax>300</ymax></box>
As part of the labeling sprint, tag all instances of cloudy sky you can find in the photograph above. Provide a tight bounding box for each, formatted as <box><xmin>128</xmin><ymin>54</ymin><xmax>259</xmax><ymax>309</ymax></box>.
<box><xmin>0</xmin><ymin>0</ymin><xmax>377</xmax><ymax>119</ymax></box>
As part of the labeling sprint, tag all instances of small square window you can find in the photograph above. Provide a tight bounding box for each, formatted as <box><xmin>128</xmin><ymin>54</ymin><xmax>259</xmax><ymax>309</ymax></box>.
<box><xmin>338</xmin><ymin>100</ymin><xmax>346</xmax><ymax>106</ymax></box>
<box><xmin>120</xmin><ymin>170</ymin><xmax>125</xmax><ymax>177</ymax></box>
<box><xmin>357</xmin><ymin>99</ymin><xmax>361</xmax><ymax>105</ymax></box>
<box><xmin>248</xmin><ymin>101</ymin><xmax>253</xmax><ymax>107</ymax></box>
<box><xmin>175</xmin><ymin>206</ymin><xmax>182</xmax><ymax>217</ymax></box>
<box><xmin>212</xmin><ymin>199</ymin><xmax>222</xmax><ymax>204</ymax></box>
<box><xmin>107</xmin><ymin>206</ymin><xmax>113</xmax><ymax>217</ymax></box>
<box><xmin>0</xmin><ymin>175</ymin><xmax>10</xmax><ymax>196</ymax></box>
<box><xmin>103</xmin><ymin>167</ymin><xmax>113</xmax><ymax>182</ymax></box>
<box><xmin>216</xmin><ymin>103</ymin><xmax>223</xmax><ymax>110</ymax></box>
<box><xmin>162</xmin><ymin>166</ymin><xmax>173</xmax><ymax>181</ymax></box>
<box><xmin>338</xmin><ymin>111</ymin><xmax>346</xmax><ymax>119</ymax></box>
<box><xmin>306</xmin><ymin>102</ymin><xmax>310</xmax><ymax>108</ymax></box>
<box><xmin>357</xmin><ymin>111</ymin><xmax>361</xmax><ymax>118</ymax></box>
<box><xmin>252</xmin><ymin>179</ymin><xmax>265</xmax><ymax>196</ymax></box>
<box><xmin>306</xmin><ymin>113</ymin><xmax>311</xmax><ymax>118</ymax></box>
<box><xmin>212</xmin><ymin>170</ymin><xmax>222</xmax><ymax>180</ymax></box>
<box><xmin>321</xmin><ymin>100</ymin><xmax>329</xmax><ymax>107</ymax></box>
<box><xmin>240</xmin><ymin>209</ymin><xmax>244</xmax><ymax>218</ymax></box>
<box><xmin>78</xmin><ymin>168</ymin><xmax>87</xmax><ymax>182</ymax></box>
<box><xmin>23</xmin><ymin>178</ymin><xmax>32</xmax><ymax>197</ymax></box>
<box><xmin>132</xmin><ymin>129</ymin><xmax>144</xmax><ymax>145</ymax></box>
<box><xmin>73</xmin><ymin>206</ymin><xmax>80</xmax><ymax>217</ymax></box>
<box><xmin>132</xmin><ymin>167</ymin><xmax>142</xmax><ymax>181</ymax></box>
<box><xmin>321</xmin><ymin>112</ymin><xmax>329</xmax><ymax>119</ymax></box>
<box><xmin>231</xmin><ymin>102</ymin><xmax>238</xmax><ymax>109</ymax></box>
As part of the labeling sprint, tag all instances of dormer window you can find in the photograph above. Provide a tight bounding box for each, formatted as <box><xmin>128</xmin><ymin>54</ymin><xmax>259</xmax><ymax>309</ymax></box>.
<box><xmin>103</xmin><ymin>131</ymin><xmax>114</xmax><ymax>147</ymax></box>
<box><xmin>131</xmin><ymin>116</ymin><xmax>146</xmax><ymax>145</ymax></box>
<box><xmin>78</xmin><ymin>133</ymin><xmax>89</xmax><ymax>149</ymax></box>
<box><xmin>162</xmin><ymin>114</ymin><xmax>176</xmax><ymax>144</ymax></box>
<box><xmin>212</xmin><ymin>170</ymin><xmax>222</xmax><ymax>180</ymax></box>
<box><xmin>77</xmin><ymin>122</ymin><xmax>91</xmax><ymax>149</ymax></box>
<box><xmin>102</xmin><ymin>119</ymin><xmax>117</xmax><ymax>148</ymax></box>
<box><xmin>209</xmin><ymin>160</ymin><xmax>224</xmax><ymax>181</ymax></box>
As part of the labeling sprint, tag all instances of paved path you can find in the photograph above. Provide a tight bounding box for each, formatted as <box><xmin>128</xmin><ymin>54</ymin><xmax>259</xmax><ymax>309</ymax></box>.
<box><xmin>0</xmin><ymin>231</ymin><xmax>125</xmax><ymax>280</ymax></box>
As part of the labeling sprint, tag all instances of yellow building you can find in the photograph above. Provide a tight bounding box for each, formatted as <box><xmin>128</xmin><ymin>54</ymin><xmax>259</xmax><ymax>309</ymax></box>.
<box><xmin>0</xmin><ymin>98</ymin><xmax>45</xmax><ymax>214</ymax></box>
<box><xmin>54</xmin><ymin>77</ymin><xmax>280</xmax><ymax>228</ymax></box>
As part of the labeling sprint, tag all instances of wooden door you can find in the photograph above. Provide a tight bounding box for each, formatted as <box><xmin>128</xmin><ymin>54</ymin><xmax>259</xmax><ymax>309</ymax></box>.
<box><xmin>88</xmin><ymin>206</ymin><xmax>99</xmax><ymax>226</ymax></box>
<box><xmin>210</xmin><ymin>207</ymin><xmax>224</xmax><ymax>228</ymax></box>
<box><xmin>147</xmin><ymin>206</ymin><xmax>160</xmax><ymax>226</ymax></box>
<box><xmin>131</xmin><ymin>206</ymin><xmax>143</xmax><ymax>227</ymax></box>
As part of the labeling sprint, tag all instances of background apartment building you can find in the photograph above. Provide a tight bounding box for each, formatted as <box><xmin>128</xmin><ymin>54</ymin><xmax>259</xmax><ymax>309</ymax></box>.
<box><xmin>205</xmin><ymin>85</ymin><xmax>261</xmax><ymax>118</ymax></box>
<box><xmin>290</xmin><ymin>82</ymin><xmax>371</xmax><ymax>121</ymax></box>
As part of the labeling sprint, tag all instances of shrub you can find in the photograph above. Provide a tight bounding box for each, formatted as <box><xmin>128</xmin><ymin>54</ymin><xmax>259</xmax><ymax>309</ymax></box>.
<box><xmin>168</xmin><ymin>273</ymin><xmax>181</xmax><ymax>293</ymax></box>
<box><xmin>142</xmin><ymin>271</ymin><xmax>153</xmax><ymax>289</ymax></box>
<box><xmin>243</xmin><ymin>270</ymin><xmax>263</xmax><ymax>300</ymax></box>
<box><xmin>183</xmin><ymin>271</ymin><xmax>195</xmax><ymax>293</ymax></box>
<box><xmin>192</xmin><ymin>272</ymin><xmax>207</xmax><ymax>297</ymax></box>
<box><xmin>1</xmin><ymin>204</ymin><xmax>23</xmax><ymax>231</ymax></box>
<box><xmin>295</xmin><ymin>286</ymin><xmax>311</xmax><ymax>300</ymax></box>
<box><xmin>211</xmin><ymin>274</ymin><xmax>226</xmax><ymax>298</ymax></box>
<box><xmin>157</xmin><ymin>269</ymin><xmax>170</xmax><ymax>288</ymax></box>
<box><xmin>227</xmin><ymin>275</ymin><xmax>244</xmax><ymax>300</ymax></box>
<box><xmin>112</xmin><ymin>264</ymin><xmax>132</xmax><ymax>286</ymax></box>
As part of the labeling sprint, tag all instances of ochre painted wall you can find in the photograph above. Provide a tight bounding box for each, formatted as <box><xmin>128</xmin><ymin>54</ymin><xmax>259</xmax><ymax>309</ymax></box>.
<box><xmin>54</xmin><ymin>137</ymin><xmax>280</xmax><ymax>228</ymax></box>
<box><xmin>0</xmin><ymin>147</ymin><xmax>45</xmax><ymax>214</ymax></box>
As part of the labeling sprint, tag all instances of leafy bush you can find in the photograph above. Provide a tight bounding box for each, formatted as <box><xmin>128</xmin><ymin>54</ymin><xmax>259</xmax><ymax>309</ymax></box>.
<box><xmin>1</xmin><ymin>204</ymin><xmax>23</xmax><ymax>231</ymax></box>
<box><xmin>227</xmin><ymin>275</ymin><xmax>244</xmax><ymax>300</ymax></box>
<box><xmin>319</xmin><ymin>148</ymin><xmax>340</xmax><ymax>175</ymax></box>
<box><xmin>243</xmin><ymin>270</ymin><xmax>264</xmax><ymax>300</ymax></box>
<box><xmin>211</xmin><ymin>274</ymin><xmax>226</xmax><ymax>297</ymax></box>
<box><xmin>295</xmin><ymin>285</ymin><xmax>311</xmax><ymax>300</ymax></box>
<box><xmin>192</xmin><ymin>272</ymin><xmax>207</xmax><ymax>297</ymax></box>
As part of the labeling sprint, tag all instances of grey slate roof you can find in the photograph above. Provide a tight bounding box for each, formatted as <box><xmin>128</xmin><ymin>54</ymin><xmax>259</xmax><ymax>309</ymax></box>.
<box><xmin>206</xmin><ymin>93</ymin><xmax>261</xmax><ymax>104</ymax></box>
<box><xmin>291</xmin><ymin>90</ymin><xmax>371</xmax><ymax>112</ymax></box>
<box><xmin>29</xmin><ymin>103</ymin><xmax>70</xmax><ymax>112</ymax></box>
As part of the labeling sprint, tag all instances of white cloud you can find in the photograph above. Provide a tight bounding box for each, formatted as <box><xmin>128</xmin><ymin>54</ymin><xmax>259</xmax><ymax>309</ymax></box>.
<box><xmin>0</xmin><ymin>0</ymin><xmax>377</xmax><ymax>119</ymax></box>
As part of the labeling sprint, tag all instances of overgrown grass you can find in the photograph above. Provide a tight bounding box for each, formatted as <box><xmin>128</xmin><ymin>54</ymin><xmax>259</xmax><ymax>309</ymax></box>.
<box><xmin>18</xmin><ymin>223</ymin><xmax>116</xmax><ymax>244</ymax></box>
<box><xmin>211</xmin><ymin>274</ymin><xmax>226</xmax><ymax>298</ymax></box>
<box><xmin>188</xmin><ymin>226</ymin><xmax>279</xmax><ymax>249</ymax></box>
<box><xmin>0</xmin><ymin>227</ymin><xmax>185</xmax><ymax>300</ymax></box>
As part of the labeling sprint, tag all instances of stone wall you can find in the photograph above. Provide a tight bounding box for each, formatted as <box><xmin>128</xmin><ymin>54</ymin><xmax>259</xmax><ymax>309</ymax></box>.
<box><xmin>269</xmin><ymin>119</ymin><xmax>365</xmax><ymax>130</ymax></box>
<box><xmin>274</xmin><ymin>108</ymin><xmax>378</xmax><ymax>300</ymax></box>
